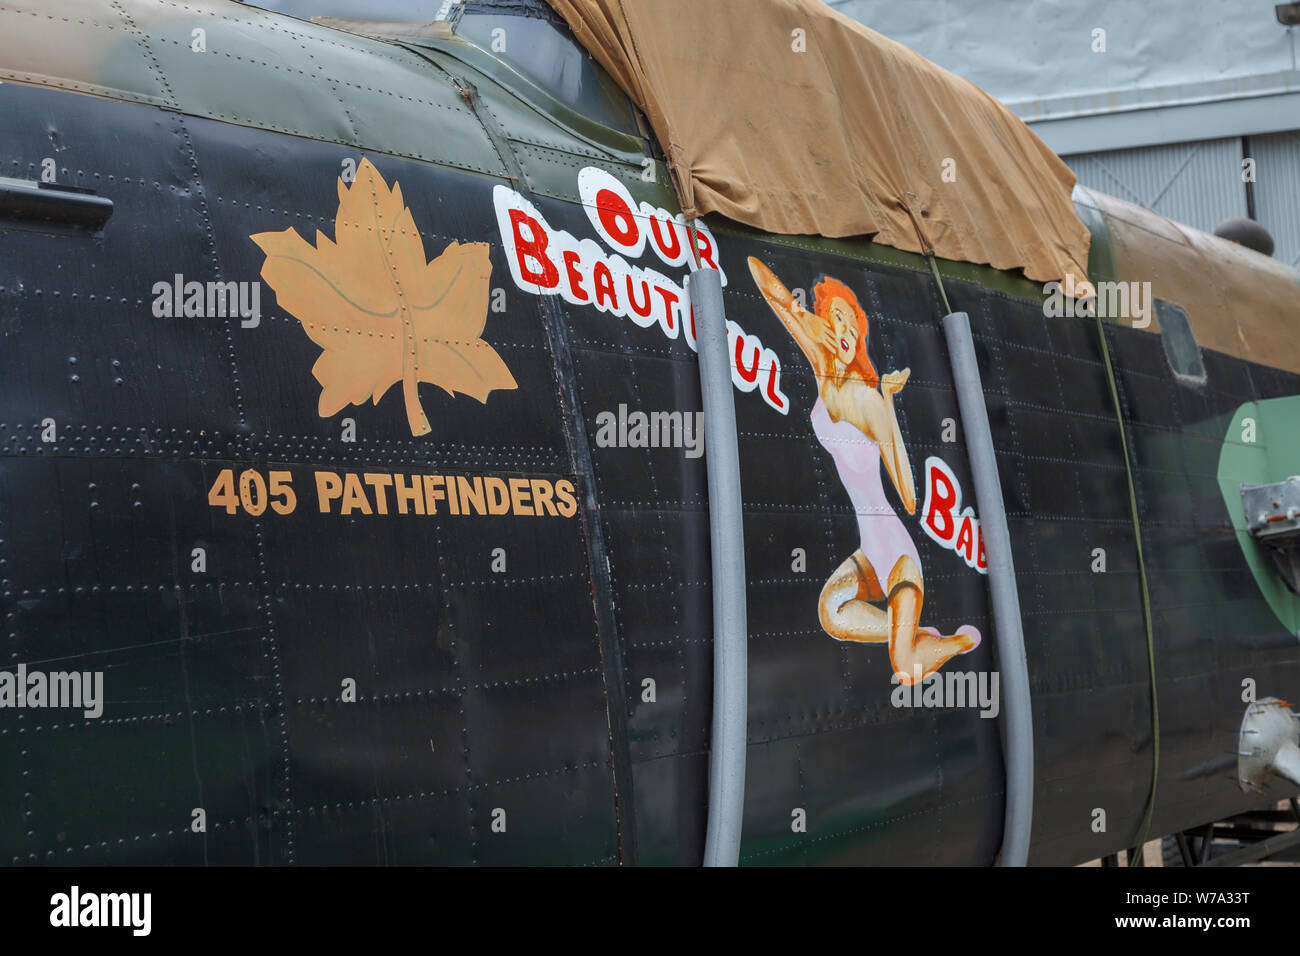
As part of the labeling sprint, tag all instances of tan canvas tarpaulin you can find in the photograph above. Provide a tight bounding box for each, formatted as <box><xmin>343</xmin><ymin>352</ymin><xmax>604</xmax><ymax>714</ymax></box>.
<box><xmin>545</xmin><ymin>0</ymin><xmax>1092</xmax><ymax>289</ymax></box>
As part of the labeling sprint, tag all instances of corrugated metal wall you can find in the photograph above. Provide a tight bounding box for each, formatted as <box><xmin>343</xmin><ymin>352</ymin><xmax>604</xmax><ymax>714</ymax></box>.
<box><xmin>1062</xmin><ymin>135</ymin><xmax>1300</xmax><ymax>271</ymax></box>
<box><xmin>1252</xmin><ymin>131</ymin><xmax>1300</xmax><ymax>269</ymax></box>
<box><xmin>1063</xmin><ymin>138</ymin><xmax>1246</xmax><ymax>235</ymax></box>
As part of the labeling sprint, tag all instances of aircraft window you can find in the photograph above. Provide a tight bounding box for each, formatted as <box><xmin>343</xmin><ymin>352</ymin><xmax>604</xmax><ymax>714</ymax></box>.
<box><xmin>1156</xmin><ymin>300</ymin><xmax>1207</xmax><ymax>386</ymax></box>
<box><xmin>454</xmin><ymin>9</ymin><xmax>640</xmax><ymax>136</ymax></box>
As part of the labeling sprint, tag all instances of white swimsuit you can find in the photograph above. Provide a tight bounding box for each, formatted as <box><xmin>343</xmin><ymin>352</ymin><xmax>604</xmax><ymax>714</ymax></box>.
<box><xmin>811</xmin><ymin>396</ymin><xmax>921</xmax><ymax>585</ymax></box>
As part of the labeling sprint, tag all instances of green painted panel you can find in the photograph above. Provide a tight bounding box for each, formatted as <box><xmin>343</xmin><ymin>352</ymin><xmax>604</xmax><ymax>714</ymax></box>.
<box><xmin>1217</xmin><ymin>396</ymin><xmax>1300</xmax><ymax>635</ymax></box>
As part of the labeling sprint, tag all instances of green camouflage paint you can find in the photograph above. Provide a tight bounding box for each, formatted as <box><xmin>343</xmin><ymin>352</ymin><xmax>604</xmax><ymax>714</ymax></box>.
<box><xmin>1218</xmin><ymin>396</ymin><xmax>1300</xmax><ymax>635</ymax></box>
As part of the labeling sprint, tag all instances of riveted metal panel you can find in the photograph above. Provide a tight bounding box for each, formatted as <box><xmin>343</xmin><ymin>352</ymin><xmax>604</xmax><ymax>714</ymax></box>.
<box><xmin>0</xmin><ymin>0</ymin><xmax>511</xmax><ymax>181</ymax></box>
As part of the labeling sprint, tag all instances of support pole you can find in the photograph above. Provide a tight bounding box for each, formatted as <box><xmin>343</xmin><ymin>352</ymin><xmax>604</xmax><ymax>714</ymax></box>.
<box><xmin>690</xmin><ymin>265</ymin><xmax>749</xmax><ymax>868</ymax></box>
<box><xmin>941</xmin><ymin>310</ymin><xmax>1034</xmax><ymax>867</ymax></box>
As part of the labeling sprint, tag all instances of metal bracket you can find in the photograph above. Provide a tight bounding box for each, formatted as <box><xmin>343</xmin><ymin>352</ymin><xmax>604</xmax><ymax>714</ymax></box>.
<box><xmin>0</xmin><ymin>176</ymin><xmax>113</xmax><ymax>233</ymax></box>
<box><xmin>1241</xmin><ymin>477</ymin><xmax>1300</xmax><ymax>594</ymax></box>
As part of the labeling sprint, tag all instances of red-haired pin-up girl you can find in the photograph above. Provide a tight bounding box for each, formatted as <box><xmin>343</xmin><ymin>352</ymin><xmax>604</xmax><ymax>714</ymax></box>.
<box><xmin>749</xmin><ymin>258</ymin><xmax>980</xmax><ymax>684</ymax></box>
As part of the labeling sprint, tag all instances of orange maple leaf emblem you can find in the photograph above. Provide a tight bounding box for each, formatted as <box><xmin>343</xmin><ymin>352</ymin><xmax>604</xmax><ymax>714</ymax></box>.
<box><xmin>250</xmin><ymin>158</ymin><xmax>517</xmax><ymax>436</ymax></box>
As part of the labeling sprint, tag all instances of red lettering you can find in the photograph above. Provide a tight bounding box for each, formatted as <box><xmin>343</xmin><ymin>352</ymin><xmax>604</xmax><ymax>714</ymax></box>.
<box><xmin>925</xmin><ymin>465</ymin><xmax>957</xmax><ymax>543</ymax></box>
<box><xmin>649</xmin><ymin>215</ymin><xmax>682</xmax><ymax>261</ymax></box>
<box><xmin>654</xmin><ymin>285</ymin><xmax>679</xmax><ymax>331</ymax></box>
<box><xmin>596</xmin><ymin>188</ymin><xmax>639</xmax><ymax>248</ymax></box>
<box><xmin>734</xmin><ymin>333</ymin><xmax>760</xmax><ymax>383</ymax></box>
<box><xmin>562</xmin><ymin>250</ymin><xmax>589</xmax><ymax>301</ymax></box>
<box><xmin>626</xmin><ymin>274</ymin><xmax>652</xmax><ymax>318</ymax></box>
<box><xmin>764</xmin><ymin>359</ymin><xmax>788</xmax><ymax>412</ymax></box>
<box><xmin>508</xmin><ymin>209</ymin><xmax>559</xmax><ymax>289</ymax></box>
<box><xmin>976</xmin><ymin>525</ymin><xmax>987</xmax><ymax>571</ymax></box>
<box><xmin>593</xmin><ymin>262</ymin><xmax>618</xmax><ymax>309</ymax></box>
<box><xmin>693</xmin><ymin>230</ymin><xmax>720</xmax><ymax>271</ymax></box>
<box><xmin>956</xmin><ymin>514</ymin><xmax>975</xmax><ymax>564</ymax></box>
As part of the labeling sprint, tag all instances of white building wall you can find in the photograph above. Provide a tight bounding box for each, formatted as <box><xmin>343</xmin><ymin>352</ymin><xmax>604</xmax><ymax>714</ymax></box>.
<box><xmin>830</xmin><ymin>0</ymin><xmax>1300</xmax><ymax>148</ymax></box>
<box><xmin>1253</xmin><ymin>131</ymin><xmax>1300</xmax><ymax>268</ymax></box>
<box><xmin>832</xmin><ymin>0</ymin><xmax>1300</xmax><ymax>268</ymax></box>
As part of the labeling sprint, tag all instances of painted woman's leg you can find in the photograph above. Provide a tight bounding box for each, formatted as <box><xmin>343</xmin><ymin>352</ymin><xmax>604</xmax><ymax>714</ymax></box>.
<box><xmin>818</xmin><ymin>551</ymin><xmax>889</xmax><ymax>643</ymax></box>
<box><xmin>886</xmin><ymin>555</ymin><xmax>979</xmax><ymax>683</ymax></box>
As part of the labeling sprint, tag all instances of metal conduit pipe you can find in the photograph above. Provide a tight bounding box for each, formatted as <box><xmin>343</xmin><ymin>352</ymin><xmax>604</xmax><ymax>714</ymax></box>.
<box><xmin>689</xmin><ymin>266</ymin><xmax>749</xmax><ymax>868</ymax></box>
<box><xmin>941</xmin><ymin>311</ymin><xmax>1034</xmax><ymax>867</ymax></box>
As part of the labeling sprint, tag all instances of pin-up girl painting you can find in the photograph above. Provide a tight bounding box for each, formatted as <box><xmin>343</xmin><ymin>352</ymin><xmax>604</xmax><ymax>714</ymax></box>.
<box><xmin>748</xmin><ymin>257</ymin><xmax>980</xmax><ymax>684</ymax></box>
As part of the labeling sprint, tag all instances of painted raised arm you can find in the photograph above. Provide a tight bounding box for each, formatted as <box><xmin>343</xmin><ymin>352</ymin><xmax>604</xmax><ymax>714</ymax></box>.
<box><xmin>748</xmin><ymin>257</ymin><xmax>829</xmax><ymax>378</ymax></box>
